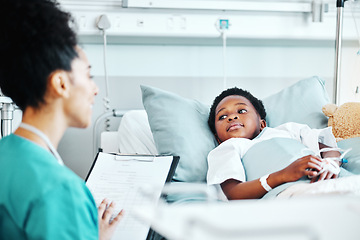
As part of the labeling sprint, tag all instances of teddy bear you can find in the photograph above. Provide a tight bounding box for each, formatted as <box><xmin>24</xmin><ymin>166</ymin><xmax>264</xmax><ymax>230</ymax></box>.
<box><xmin>322</xmin><ymin>102</ymin><xmax>360</xmax><ymax>141</ymax></box>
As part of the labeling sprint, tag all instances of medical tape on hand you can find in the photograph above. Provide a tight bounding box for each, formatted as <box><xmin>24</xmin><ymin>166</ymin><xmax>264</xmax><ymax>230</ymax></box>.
<box><xmin>304</xmin><ymin>147</ymin><xmax>351</xmax><ymax>178</ymax></box>
<box><xmin>316</xmin><ymin>158</ymin><xmax>341</xmax><ymax>175</ymax></box>
<box><xmin>311</xmin><ymin>148</ymin><xmax>352</xmax><ymax>177</ymax></box>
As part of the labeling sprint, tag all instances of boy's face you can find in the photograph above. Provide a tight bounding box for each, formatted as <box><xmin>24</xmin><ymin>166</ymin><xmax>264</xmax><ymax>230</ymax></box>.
<box><xmin>214</xmin><ymin>95</ymin><xmax>266</xmax><ymax>143</ymax></box>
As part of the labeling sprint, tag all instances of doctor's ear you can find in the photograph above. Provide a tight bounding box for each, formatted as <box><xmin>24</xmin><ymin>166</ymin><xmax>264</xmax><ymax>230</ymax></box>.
<box><xmin>48</xmin><ymin>70</ymin><xmax>71</xmax><ymax>98</ymax></box>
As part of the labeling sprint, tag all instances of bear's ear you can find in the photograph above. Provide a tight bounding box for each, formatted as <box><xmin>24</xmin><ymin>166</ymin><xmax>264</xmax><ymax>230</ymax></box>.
<box><xmin>322</xmin><ymin>103</ymin><xmax>337</xmax><ymax>117</ymax></box>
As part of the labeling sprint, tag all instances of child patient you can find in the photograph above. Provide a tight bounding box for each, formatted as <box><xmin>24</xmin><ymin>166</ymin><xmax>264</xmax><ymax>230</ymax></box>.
<box><xmin>206</xmin><ymin>87</ymin><xmax>344</xmax><ymax>200</ymax></box>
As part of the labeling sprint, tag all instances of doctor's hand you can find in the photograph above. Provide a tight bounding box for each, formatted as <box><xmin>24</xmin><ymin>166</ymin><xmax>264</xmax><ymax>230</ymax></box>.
<box><xmin>98</xmin><ymin>198</ymin><xmax>124</xmax><ymax>240</ymax></box>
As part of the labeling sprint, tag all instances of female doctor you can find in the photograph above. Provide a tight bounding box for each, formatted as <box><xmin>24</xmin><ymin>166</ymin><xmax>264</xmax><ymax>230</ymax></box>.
<box><xmin>0</xmin><ymin>0</ymin><xmax>123</xmax><ymax>239</ymax></box>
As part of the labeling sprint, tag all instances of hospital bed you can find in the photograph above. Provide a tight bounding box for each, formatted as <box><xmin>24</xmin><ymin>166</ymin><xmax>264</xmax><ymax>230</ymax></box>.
<box><xmin>93</xmin><ymin>76</ymin><xmax>360</xmax><ymax>239</ymax></box>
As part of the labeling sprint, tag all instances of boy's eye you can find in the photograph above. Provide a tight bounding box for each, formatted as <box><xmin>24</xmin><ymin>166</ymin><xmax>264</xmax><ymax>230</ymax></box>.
<box><xmin>238</xmin><ymin>109</ymin><xmax>247</xmax><ymax>114</ymax></box>
<box><xmin>219</xmin><ymin>115</ymin><xmax>227</xmax><ymax>120</ymax></box>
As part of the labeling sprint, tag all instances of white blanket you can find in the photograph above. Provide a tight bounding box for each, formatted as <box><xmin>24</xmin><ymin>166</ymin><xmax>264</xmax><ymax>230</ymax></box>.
<box><xmin>277</xmin><ymin>175</ymin><xmax>360</xmax><ymax>198</ymax></box>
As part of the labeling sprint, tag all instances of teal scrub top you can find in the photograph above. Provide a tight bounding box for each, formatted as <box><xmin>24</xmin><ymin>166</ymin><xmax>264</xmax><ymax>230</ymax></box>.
<box><xmin>0</xmin><ymin>134</ymin><xmax>99</xmax><ymax>239</ymax></box>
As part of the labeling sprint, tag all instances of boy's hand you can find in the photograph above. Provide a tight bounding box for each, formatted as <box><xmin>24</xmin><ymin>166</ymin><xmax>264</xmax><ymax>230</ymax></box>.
<box><xmin>309</xmin><ymin>169</ymin><xmax>338</xmax><ymax>183</ymax></box>
<box><xmin>281</xmin><ymin>155</ymin><xmax>323</xmax><ymax>182</ymax></box>
<box><xmin>319</xmin><ymin>143</ymin><xmax>341</xmax><ymax>159</ymax></box>
<box><xmin>309</xmin><ymin>157</ymin><xmax>340</xmax><ymax>183</ymax></box>
<box><xmin>98</xmin><ymin>199</ymin><xmax>124</xmax><ymax>240</ymax></box>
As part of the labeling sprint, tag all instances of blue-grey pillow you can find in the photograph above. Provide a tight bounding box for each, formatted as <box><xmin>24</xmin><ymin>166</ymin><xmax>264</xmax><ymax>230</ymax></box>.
<box><xmin>337</xmin><ymin>137</ymin><xmax>360</xmax><ymax>174</ymax></box>
<box><xmin>263</xmin><ymin>76</ymin><xmax>330</xmax><ymax>128</ymax></box>
<box><xmin>141</xmin><ymin>85</ymin><xmax>218</xmax><ymax>182</ymax></box>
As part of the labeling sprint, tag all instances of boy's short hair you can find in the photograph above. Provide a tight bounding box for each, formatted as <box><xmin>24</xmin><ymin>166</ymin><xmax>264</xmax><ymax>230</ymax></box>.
<box><xmin>208</xmin><ymin>87</ymin><xmax>267</xmax><ymax>135</ymax></box>
<box><xmin>0</xmin><ymin>0</ymin><xmax>78</xmax><ymax>111</ymax></box>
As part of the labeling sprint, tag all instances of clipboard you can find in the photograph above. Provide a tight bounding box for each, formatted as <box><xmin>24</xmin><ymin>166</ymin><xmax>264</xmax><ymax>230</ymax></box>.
<box><xmin>85</xmin><ymin>152</ymin><xmax>179</xmax><ymax>240</ymax></box>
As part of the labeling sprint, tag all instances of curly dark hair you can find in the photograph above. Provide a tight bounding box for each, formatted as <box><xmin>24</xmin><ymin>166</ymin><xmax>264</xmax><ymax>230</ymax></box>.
<box><xmin>208</xmin><ymin>87</ymin><xmax>267</xmax><ymax>135</ymax></box>
<box><xmin>0</xmin><ymin>0</ymin><xmax>78</xmax><ymax>111</ymax></box>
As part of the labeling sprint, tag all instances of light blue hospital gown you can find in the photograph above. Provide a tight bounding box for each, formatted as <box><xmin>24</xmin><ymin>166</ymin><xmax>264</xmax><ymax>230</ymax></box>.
<box><xmin>0</xmin><ymin>134</ymin><xmax>98</xmax><ymax>239</ymax></box>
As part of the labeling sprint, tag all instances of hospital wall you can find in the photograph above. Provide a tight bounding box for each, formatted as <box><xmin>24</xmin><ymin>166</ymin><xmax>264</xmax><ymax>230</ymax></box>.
<box><xmin>6</xmin><ymin>1</ymin><xmax>360</xmax><ymax>179</ymax></box>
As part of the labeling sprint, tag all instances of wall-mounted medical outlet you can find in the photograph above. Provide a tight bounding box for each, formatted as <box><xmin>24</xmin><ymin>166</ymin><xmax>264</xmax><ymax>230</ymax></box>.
<box><xmin>167</xmin><ymin>15</ymin><xmax>187</xmax><ymax>30</ymax></box>
<box><xmin>96</xmin><ymin>14</ymin><xmax>111</xmax><ymax>30</ymax></box>
<box><xmin>215</xmin><ymin>18</ymin><xmax>230</xmax><ymax>34</ymax></box>
<box><xmin>114</xmin><ymin>17</ymin><xmax>121</xmax><ymax>29</ymax></box>
<box><xmin>78</xmin><ymin>16</ymin><xmax>87</xmax><ymax>29</ymax></box>
<box><xmin>219</xmin><ymin>19</ymin><xmax>230</xmax><ymax>30</ymax></box>
<box><xmin>137</xmin><ymin>19</ymin><xmax>145</xmax><ymax>27</ymax></box>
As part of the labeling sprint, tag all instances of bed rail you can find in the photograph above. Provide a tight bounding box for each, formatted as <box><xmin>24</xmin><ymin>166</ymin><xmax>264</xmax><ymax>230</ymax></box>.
<box><xmin>92</xmin><ymin>109</ymin><xmax>128</xmax><ymax>157</ymax></box>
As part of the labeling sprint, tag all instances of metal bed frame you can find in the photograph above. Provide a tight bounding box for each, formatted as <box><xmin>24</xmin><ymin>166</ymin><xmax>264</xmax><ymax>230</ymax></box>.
<box><xmin>92</xmin><ymin>109</ymin><xmax>128</xmax><ymax>157</ymax></box>
<box><xmin>334</xmin><ymin>0</ymin><xmax>348</xmax><ymax>105</ymax></box>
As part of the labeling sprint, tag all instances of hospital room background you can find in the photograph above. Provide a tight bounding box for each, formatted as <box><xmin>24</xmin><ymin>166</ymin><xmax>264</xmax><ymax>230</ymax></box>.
<box><xmin>2</xmin><ymin>0</ymin><xmax>360</xmax><ymax>180</ymax></box>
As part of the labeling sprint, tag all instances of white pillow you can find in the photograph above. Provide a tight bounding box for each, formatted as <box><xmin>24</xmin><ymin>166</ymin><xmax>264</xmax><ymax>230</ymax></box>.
<box><xmin>117</xmin><ymin>110</ymin><xmax>158</xmax><ymax>155</ymax></box>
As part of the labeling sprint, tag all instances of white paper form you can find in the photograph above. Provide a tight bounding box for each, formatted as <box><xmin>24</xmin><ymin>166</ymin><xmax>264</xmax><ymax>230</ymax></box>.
<box><xmin>86</xmin><ymin>152</ymin><xmax>175</xmax><ymax>240</ymax></box>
